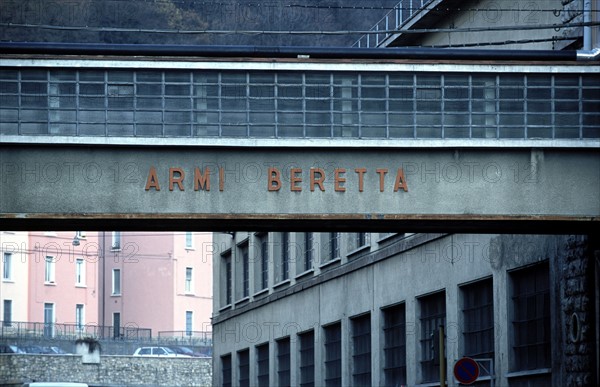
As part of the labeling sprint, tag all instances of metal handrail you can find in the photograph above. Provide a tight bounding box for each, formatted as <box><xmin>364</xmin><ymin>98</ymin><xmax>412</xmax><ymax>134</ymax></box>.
<box><xmin>352</xmin><ymin>0</ymin><xmax>434</xmax><ymax>48</ymax></box>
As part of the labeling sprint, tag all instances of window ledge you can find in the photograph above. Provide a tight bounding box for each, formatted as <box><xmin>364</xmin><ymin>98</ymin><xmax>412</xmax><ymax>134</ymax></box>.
<box><xmin>184</xmin><ymin>292</ymin><xmax>195</xmax><ymax>296</ymax></box>
<box><xmin>2</xmin><ymin>279</ymin><xmax>15</xmax><ymax>283</ymax></box>
<box><xmin>185</xmin><ymin>247</ymin><xmax>195</xmax><ymax>251</ymax></box>
<box><xmin>319</xmin><ymin>257</ymin><xmax>341</xmax><ymax>269</ymax></box>
<box><xmin>219</xmin><ymin>304</ymin><xmax>232</xmax><ymax>312</ymax></box>
<box><xmin>253</xmin><ymin>288</ymin><xmax>269</xmax><ymax>298</ymax></box>
<box><xmin>45</xmin><ymin>282</ymin><xmax>57</xmax><ymax>286</ymax></box>
<box><xmin>111</xmin><ymin>293</ymin><xmax>121</xmax><ymax>297</ymax></box>
<box><xmin>75</xmin><ymin>285</ymin><xmax>87</xmax><ymax>288</ymax></box>
<box><xmin>234</xmin><ymin>296</ymin><xmax>250</xmax><ymax>306</ymax></box>
<box><xmin>273</xmin><ymin>279</ymin><xmax>291</xmax><ymax>289</ymax></box>
<box><xmin>295</xmin><ymin>269</ymin><xmax>314</xmax><ymax>280</ymax></box>
<box><xmin>376</xmin><ymin>233</ymin><xmax>400</xmax><ymax>243</ymax></box>
<box><xmin>506</xmin><ymin>368</ymin><xmax>552</xmax><ymax>379</ymax></box>
<box><xmin>347</xmin><ymin>244</ymin><xmax>370</xmax><ymax>257</ymax></box>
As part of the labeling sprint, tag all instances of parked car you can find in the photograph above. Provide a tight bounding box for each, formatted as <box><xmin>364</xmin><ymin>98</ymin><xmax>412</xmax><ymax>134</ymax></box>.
<box><xmin>0</xmin><ymin>344</ymin><xmax>24</xmax><ymax>353</ymax></box>
<box><xmin>22</xmin><ymin>345</ymin><xmax>53</xmax><ymax>354</ymax></box>
<box><xmin>46</xmin><ymin>346</ymin><xmax>69</xmax><ymax>354</ymax></box>
<box><xmin>169</xmin><ymin>346</ymin><xmax>205</xmax><ymax>357</ymax></box>
<box><xmin>133</xmin><ymin>346</ymin><xmax>190</xmax><ymax>357</ymax></box>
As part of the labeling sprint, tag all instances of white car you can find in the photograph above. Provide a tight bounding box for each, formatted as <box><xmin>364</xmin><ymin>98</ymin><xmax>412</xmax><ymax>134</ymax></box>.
<box><xmin>133</xmin><ymin>346</ymin><xmax>189</xmax><ymax>357</ymax></box>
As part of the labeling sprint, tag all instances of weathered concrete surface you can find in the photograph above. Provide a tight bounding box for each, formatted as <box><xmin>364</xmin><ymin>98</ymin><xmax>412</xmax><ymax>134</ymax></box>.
<box><xmin>0</xmin><ymin>145</ymin><xmax>598</xmax><ymax>231</ymax></box>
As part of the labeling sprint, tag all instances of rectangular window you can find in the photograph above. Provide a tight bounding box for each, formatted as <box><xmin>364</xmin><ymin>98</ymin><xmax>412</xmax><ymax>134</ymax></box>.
<box><xmin>277</xmin><ymin>337</ymin><xmax>291</xmax><ymax>387</ymax></box>
<box><xmin>256</xmin><ymin>343</ymin><xmax>269</xmax><ymax>387</ymax></box>
<box><xmin>3</xmin><ymin>300</ymin><xmax>12</xmax><ymax>327</ymax></box>
<box><xmin>112</xmin><ymin>231</ymin><xmax>121</xmax><ymax>249</ymax></box>
<box><xmin>75</xmin><ymin>258</ymin><xmax>85</xmax><ymax>286</ymax></box>
<box><xmin>185</xmin><ymin>267</ymin><xmax>193</xmax><ymax>293</ymax></box>
<box><xmin>281</xmin><ymin>232</ymin><xmax>289</xmax><ymax>281</ymax></box>
<box><xmin>304</xmin><ymin>232</ymin><xmax>314</xmax><ymax>271</ymax></box>
<box><xmin>462</xmin><ymin>279</ymin><xmax>494</xmax><ymax>363</ymax></box>
<box><xmin>324</xmin><ymin>322</ymin><xmax>342</xmax><ymax>387</ymax></box>
<box><xmin>420</xmin><ymin>291</ymin><xmax>446</xmax><ymax>383</ymax></box>
<box><xmin>113</xmin><ymin>312</ymin><xmax>121</xmax><ymax>339</ymax></box>
<box><xmin>351</xmin><ymin>314</ymin><xmax>371</xmax><ymax>387</ymax></box>
<box><xmin>44</xmin><ymin>303</ymin><xmax>55</xmax><ymax>337</ymax></box>
<box><xmin>223</xmin><ymin>251</ymin><xmax>232</xmax><ymax>305</ymax></box>
<box><xmin>45</xmin><ymin>256</ymin><xmax>55</xmax><ymax>283</ymax></box>
<box><xmin>258</xmin><ymin>234</ymin><xmax>268</xmax><ymax>290</ymax></box>
<box><xmin>75</xmin><ymin>304</ymin><xmax>84</xmax><ymax>331</ymax></box>
<box><xmin>241</xmin><ymin>243</ymin><xmax>249</xmax><ymax>298</ymax></box>
<box><xmin>383</xmin><ymin>303</ymin><xmax>407</xmax><ymax>387</ymax></box>
<box><xmin>186</xmin><ymin>311</ymin><xmax>193</xmax><ymax>336</ymax></box>
<box><xmin>238</xmin><ymin>348</ymin><xmax>250</xmax><ymax>387</ymax></box>
<box><xmin>185</xmin><ymin>231</ymin><xmax>194</xmax><ymax>249</ymax></box>
<box><xmin>356</xmin><ymin>232</ymin><xmax>370</xmax><ymax>248</ymax></box>
<box><xmin>222</xmin><ymin>354</ymin><xmax>232</xmax><ymax>387</ymax></box>
<box><xmin>511</xmin><ymin>262</ymin><xmax>551</xmax><ymax>371</ymax></box>
<box><xmin>2</xmin><ymin>252</ymin><xmax>11</xmax><ymax>280</ymax></box>
<box><xmin>329</xmin><ymin>233</ymin><xmax>340</xmax><ymax>260</ymax></box>
<box><xmin>112</xmin><ymin>269</ymin><xmax>121</xmax><ymax>295</ymax></box>
<box><xmin>299</xmin><ymin>330</ymin><xmax>315</xmax><ymax>387</ymax></box>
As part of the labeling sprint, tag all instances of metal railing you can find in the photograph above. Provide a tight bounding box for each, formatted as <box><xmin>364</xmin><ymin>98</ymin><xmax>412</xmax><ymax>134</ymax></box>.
<box><xmin>1</xmin><ymin>321</ymin><xmax>152</xmax><ymax>341</ymax></box>
<box><xmin>157</xmin><ymin>330</ymin><xmax>213</xmax><ymax>346</ymax></box>
<box><xmin>352</xmin><ymin>0</ymin><xmax>435</xmax><ymax>48</ymax></box>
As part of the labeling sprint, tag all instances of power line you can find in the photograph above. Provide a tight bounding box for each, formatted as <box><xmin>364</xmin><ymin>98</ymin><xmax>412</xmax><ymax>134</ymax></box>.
<box><xmin>1</xmin><ymin>20</ymin><xmax>598</xmax><ymax>35</ymax></box>
<box><xmin>426</xmin><ymin>35</ymin><xmax>581</xmax><ymax>49</ymax></box>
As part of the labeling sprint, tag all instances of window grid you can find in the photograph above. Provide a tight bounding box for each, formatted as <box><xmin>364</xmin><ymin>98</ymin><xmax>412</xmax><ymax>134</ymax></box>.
<box><xmin>511</xmin><ymin>262</ymin><xmax>551</xmax><ymax>371</ymax></box>
<box><xmin>221</xmin><ymin>354</ymin><xmax>232</xmax><ymax>387</ymax></box>
<box><xmin>462</xmin><ymin>279</ymin><xmax>494</xmax><ymax>362</ymax></box>
<box><xmin>324</xmin><ymin>322</ymin><xmax>342</xmax><ymax>387</ymax></box>
<box><xmin>259</xmin><ymin>235</ymin><xmax>268</xmax><ymax>290</ymax></box>
<box><xmin>241</xmin><ymin>243</ymin><xmax>249</xmax><ymax>298</ymax></box>
<box><xmin>256</xmin><ymin>343</ymin><xmax>269</xmax><ymax>387</ymax></box>
<box><xmin>330</xmin><ymin>232</ymin><xmax>340</xmax><ymax>260</ymax></box>
<box><xmin>351</xmin><ymin>314</ymin><xmax>372</xmax><ymax>387</ymax></box>
<box><xmin>224</xmin><ymin>253</ymin><xmax>232</xmax><ymax>305</ymax></box>
<box><xmin>419</xmin><ymin>291</ymin><xmax>446</xmax><ymax>383</ymax></box>
<box><xmin>2</xmin><ymin>69</ymin><xmax>598</xmax><ymax>140</ymax></box>
<box><xmin>383</xmin><ymin>303</ymin><xmax>407</xmax><ymax>387</ymax></box>
<box><xmin>277</xmin><ymin>337</ymin><xmax>291</xmax><ymax>387</ymax></box>
<box><xmin>299</xmin><ymin>330</ymin><xmax>315</xmax><ymax>387</ymax></box>
<box><xmin>281</xmin><ymin>232</ymin><xmax>289</xmax><ymax>281</ymax></box>
<box><xmin>304</xmin><ymin>232</ymin><xmax>313</xmax><ymax>271</ymax></box>
<box><xmin>238</xmin><ymin>349</ymin><xmax>250</xmax><ymax>387</ymax></box>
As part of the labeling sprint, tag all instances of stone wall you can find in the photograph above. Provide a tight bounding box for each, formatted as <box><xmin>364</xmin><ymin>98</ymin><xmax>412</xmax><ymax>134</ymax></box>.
<box><xmin>0</xmin><ymin>354</ymin><xmax>211</xmax><ymax>387</ymax></box>
<box><xmin>559</xmin><ymin>235</ymin><xmax>597</xmax><ymax>387</ymax></box>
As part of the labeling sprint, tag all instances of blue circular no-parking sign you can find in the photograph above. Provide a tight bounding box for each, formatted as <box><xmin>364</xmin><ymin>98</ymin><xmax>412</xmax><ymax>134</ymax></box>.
<box><xmin>453</xmin><ymin>357</ymin><xmax>480</xmax><ymax>385</ymax></box>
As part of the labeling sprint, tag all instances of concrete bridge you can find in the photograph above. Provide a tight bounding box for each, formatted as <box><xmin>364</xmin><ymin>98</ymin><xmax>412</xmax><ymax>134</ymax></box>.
<box><xmin>1</xmin><ymin>44</ymin><xmax>598</xmax><ymax>232</ymax></box>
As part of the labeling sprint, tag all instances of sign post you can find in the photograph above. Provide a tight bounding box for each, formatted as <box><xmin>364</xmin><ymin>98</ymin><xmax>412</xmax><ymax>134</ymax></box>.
<box><xmin>453</xmin><ymin>357</ymin><xmax>480</xmax><ymax>385</ymax></box>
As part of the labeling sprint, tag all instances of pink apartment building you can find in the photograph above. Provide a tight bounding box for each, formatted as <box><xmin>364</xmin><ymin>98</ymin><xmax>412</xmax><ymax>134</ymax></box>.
<box><xmin>99</xmin><ymin>232</ymin><xmax>213</xmax><ymax>338</ymax></box>
<box><xmin>27</xmin><ymin>231</ymin><xmax>99</xmax><ymax>334</ymax></box>
<box><xmin>1</xmin><ymin>231</ymin><xmax>29</xmax><ymax>326</ymax></box>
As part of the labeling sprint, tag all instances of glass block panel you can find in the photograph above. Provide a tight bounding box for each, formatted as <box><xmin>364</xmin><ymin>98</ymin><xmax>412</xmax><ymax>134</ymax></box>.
<box><xmin>389</xmin><ymin>126</ymin><xmax>414</xmax><ymax>138</ymax></box>
<box><xmin>445</xmin><ymin>126</ymin><xmax>470</xmax><ymax>138</ymax></box>
<box><xmin>79</xmin><ymin>124</ymin><xmax>105</xmax><ymax>136</ymax></box>
<box><xmin>164</xmin><ymin>124</ymin><xmax>190</xmax><ymax>136</ymax></box>
<box><xmin>137</xmin><ymin>124</ymin><xmax>163</xmax><ymax>136</ymax></box>
<box><xmin>499</xmin><ymin>127</ymin><xmax>525</xmax><ymax>138</ymax></box>
<box><xmin>107</xmin><ymin>124</ymin><xmax>134</xmax><ymax>136</ymax></box>
<box><xmin>278</xmin><ymin>125</ymin><xmax>304</xmax><ymax>137</ymax></box>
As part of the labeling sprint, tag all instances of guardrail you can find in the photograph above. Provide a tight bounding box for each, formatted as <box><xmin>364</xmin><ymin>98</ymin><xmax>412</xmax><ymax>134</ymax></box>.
<box><xmin>352</xmin><ymin>0</ymin><xmax>434</xmax><ymax>48</ymax></box>
<box><xmin>1</xmin><ymin>321</ymin><xmax>152</xmax><ymax>340</ymax></box>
